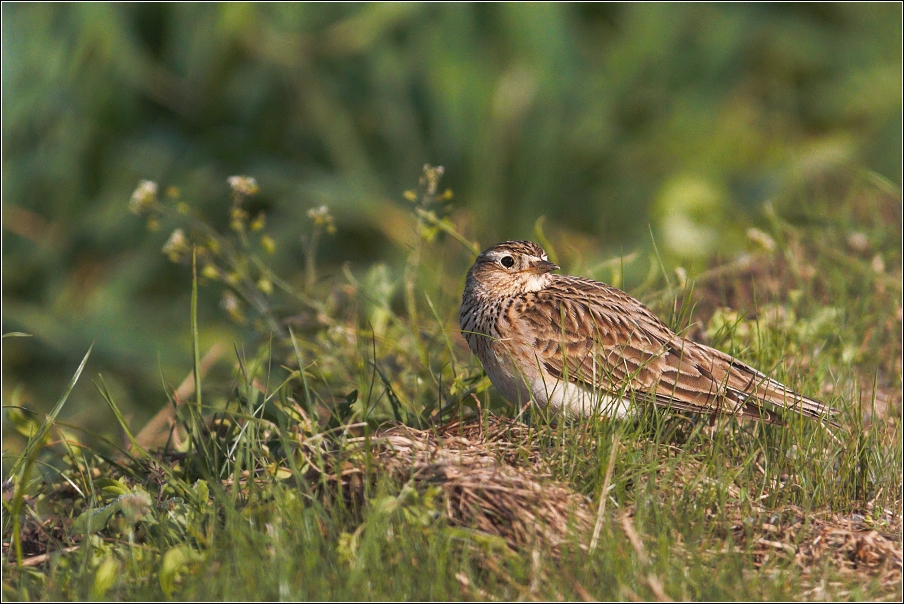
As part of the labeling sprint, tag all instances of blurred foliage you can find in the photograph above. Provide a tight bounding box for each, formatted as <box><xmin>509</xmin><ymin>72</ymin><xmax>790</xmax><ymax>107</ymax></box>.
<box><xmin>2</xmin><ymin>4</ymin><xmax>901</xmax><ymax>447</ymax></box>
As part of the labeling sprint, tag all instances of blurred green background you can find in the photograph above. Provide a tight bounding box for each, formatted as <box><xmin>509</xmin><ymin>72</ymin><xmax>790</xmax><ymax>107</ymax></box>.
<box><xmin>2</xmin><ymin>4</ymin><xmax>901</xmax><ymax>446</ymax></box>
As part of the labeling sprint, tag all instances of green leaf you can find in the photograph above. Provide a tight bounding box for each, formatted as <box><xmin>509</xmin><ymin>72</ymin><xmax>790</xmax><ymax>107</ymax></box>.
<box><xmin>95</xmin><ymin>478</ymin><xmax>130</xmax><ymax>498</ymax></box>
<box><xmin>160</xmin><ymin>544</ymin><xmax>203</xmax><ymax>597</ymax></box>
<box><xmin>5</xmin><ymin>406</ymin><xmax>39</xmax><ymax>438</ymax></box>
<box><xmin>72</xmin><ymin>500</ymin><xmax>122</xmax><ymax>535</ymax></box>
<box><xmin>71</xmin><ymin>489</ymin><xmax>152</xmax><ymax>534</ymax></box>
<box><xmin>90</xmin><ymin>556</ymin><xmax>120</xmax><ymax>600</ymax></box>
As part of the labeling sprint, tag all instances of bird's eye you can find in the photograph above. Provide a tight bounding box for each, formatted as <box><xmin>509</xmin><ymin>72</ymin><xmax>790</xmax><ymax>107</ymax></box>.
<box><xmin>500</xmin><ymin>256</ymin><xmax>515</xmax><ymax>268</ymax></box>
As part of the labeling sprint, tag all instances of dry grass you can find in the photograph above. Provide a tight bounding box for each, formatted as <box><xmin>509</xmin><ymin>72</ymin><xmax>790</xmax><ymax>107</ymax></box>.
<box><xmin>296</xmin><ymin>415</ymin><xmax>902</xmax><ymax>590</ymax></box>
<box><xmin>305</xmin><ymin>418</ymin><xmax>594</xmax><ymax>553</ymax></box>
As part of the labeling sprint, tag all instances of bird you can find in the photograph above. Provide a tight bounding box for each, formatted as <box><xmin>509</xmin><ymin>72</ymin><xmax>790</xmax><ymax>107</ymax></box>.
<box><xmin>459</xmin><ymin>240</ymin><xmax>839</xmax><ymax>425</ymax></box>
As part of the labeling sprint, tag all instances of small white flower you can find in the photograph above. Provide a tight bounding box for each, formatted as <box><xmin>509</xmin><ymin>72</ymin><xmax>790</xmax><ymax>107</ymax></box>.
<box><xmin>129</xmin><ymin>180</ymin><xmax>158</xmax><ymax>214</ymax></box>
<box><xmin>221</xmin><ymin>291</ymin><xmax>240</xmax><ymax>314</ymax></box>
<box><xmin>307</xmin><ymin>205</ymin><xmax>336</xmax><ymax>233</ymax></box>
<box><xmin>162</xmin><ymin>228</ymin><xmax>189</xmax><ymax>261</ymax></box>
<box><xmin>227</xmin><ymin>176</ymin><xmax>259</xmax><ymax>196</ymax></box>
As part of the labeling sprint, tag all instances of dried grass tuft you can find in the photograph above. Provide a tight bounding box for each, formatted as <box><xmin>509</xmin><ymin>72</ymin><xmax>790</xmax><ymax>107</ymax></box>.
<box><xmin>305</xmin><ymin>418</ymin><xmax>593</xmax><ymax>553</ymax></box>
<box><xmin>305</xmin><ymin>415</ymin><xmax>901</xmax><ymax>586</ymax></box>
<box><xmin>771</xmin><ymin>513</ymin><xmax>902</xmax><ymax>588</ymax></box>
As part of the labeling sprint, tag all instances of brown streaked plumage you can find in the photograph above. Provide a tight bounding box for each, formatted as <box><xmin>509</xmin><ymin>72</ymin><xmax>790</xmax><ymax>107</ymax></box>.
<box><xmin>459</xmin><ymin>240</ymin><xmax>839</xmax><ymax>424</ymax></box>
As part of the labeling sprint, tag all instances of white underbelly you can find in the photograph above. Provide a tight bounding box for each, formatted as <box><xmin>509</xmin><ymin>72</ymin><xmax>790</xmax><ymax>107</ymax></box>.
<box><xmin>482</xmin><ymin>353</ymin><xmax>634</xmax><ymax>418</ymax></box>
<box><xmin>482</xmin><ymin>341</ymin><xmax>636</xmax><ymax>418</ymax></box>
<box><xmin>530</xmin><ymin>376</ymin><xmax>634</xmax><ymax>418</ymax></box>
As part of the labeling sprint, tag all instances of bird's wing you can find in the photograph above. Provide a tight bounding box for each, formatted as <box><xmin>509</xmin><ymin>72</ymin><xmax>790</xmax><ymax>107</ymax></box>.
<box><xmin>517</xmin><ymin>278</ymin><xmax>837</xmax><ymax>424</ymax></box>
<box><xmin>689</xmin><ymin>342</ymin><xmax>839</xmax><ymax>423</ymax></box>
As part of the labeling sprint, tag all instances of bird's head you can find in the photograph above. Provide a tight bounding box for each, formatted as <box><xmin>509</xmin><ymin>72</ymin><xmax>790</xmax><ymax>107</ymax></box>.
<box><xmin>464</xmin><ymin>240</ymin><xmax>559</xmax><ymax>297</ymax></box>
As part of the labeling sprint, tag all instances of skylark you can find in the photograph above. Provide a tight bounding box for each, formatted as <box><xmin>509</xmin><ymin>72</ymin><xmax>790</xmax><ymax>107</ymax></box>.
<box><xmin>459</xmin><ymin>240</ymin><xmax>839</xmax><ymax>424</ymax></box>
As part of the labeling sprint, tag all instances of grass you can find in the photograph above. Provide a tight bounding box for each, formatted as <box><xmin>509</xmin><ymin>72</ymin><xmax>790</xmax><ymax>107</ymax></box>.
<box><xmin>2</xmin><ymin>168</ymin><xmax>901</xmax><ymax>601</ymax></box>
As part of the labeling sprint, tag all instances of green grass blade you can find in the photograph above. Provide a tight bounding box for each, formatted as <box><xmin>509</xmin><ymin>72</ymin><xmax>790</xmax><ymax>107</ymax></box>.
<box><xmin>94</xmin><ymin>374</ymin><xmax>148</xmax><ymax>459</ymax></box>
<box><xmin>289</xmin><ymin>327</ymin><xmax>313</xmax><ymax>410</ymax></box>
<box><xmin>192</xmin><ymin>248</ymin><xmax>203</xmax><ymax>417</ymax></box>
<box><xmin>189</xmin><ymin>248</ymin><xmax>211</xmax><ymax>465</ymax></box>
<box><xmin>9</xmin><ymin>343</ymin><xmax>92</xmax><ymax>567</ymax></box>
<box><xmin>9</xmin><ymin>343</ymin><xmax>93</xmax><ymax>477</ymax></box>
<box><xmin>1</xmin><ymin>332</ymin><xmax>33</xmax><ymax>339</ymax></box>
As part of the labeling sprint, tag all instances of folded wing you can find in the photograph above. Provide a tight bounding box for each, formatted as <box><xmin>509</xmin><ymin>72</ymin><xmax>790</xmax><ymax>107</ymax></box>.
<box><xmin>519</xmin><ymin>277</ymin><xmax>838</xmax><ymax>424</ymax></box>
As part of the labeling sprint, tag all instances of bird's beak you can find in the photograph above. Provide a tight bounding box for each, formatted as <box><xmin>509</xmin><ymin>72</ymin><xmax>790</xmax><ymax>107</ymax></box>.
<box><xmin>531</xmin><ymin>259</ymin><xmax>560</xmax><ymax>274</ymax></box>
